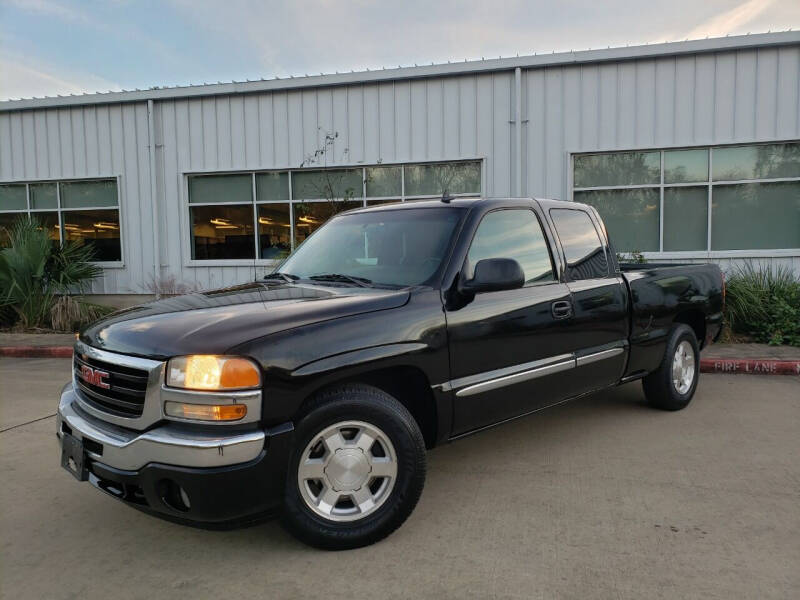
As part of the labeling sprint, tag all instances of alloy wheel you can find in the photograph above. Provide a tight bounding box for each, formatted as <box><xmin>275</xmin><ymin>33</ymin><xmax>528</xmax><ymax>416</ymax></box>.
<box><xmin>297</xmin><ymin>420</ymin><xmax>398</xmax><ymax>522</ymax></box>
<box><xmin>672</xmin><ymin>340</ymin><xmax>696</xmax><ymax>395</ymax></box>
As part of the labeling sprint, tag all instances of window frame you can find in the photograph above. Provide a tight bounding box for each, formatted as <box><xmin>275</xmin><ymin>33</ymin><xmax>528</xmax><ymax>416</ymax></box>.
<box><xmin>0</xmin><ymin>175</ymin><xmax>124</xmax><ymax>267</ymax></box>
<box><xmin>462</xmin><ymin>207</ymin><xmax>558</xmax><ymax>289</ymax></box>
<box><xmin>568</xmin><ymin>140</ymin><xmax>800</xmax><ymax>259</ymax></box>
<box><xmin>183</xmin><ymin>159</ymin><xmax>485</xmax><ymax>267</ymax></box>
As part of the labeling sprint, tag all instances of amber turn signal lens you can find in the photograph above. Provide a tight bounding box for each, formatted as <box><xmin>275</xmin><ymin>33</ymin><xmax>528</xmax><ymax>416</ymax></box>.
<box><xmin>220</xmin><ymin>358</ymin><xmax>261</xmax><ymax>389</ymax></box>
<box><xmin>164</xmin><ymin>401</ymin><xmax>247</xmax><ymax>421</ymax></box>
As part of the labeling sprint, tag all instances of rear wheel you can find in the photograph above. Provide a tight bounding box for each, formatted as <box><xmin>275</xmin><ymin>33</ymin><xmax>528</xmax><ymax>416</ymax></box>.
<box><xmin>642</xmin><ymin>324</ymin><xmax>700</xmax><ymax>411</ymax></box>
<box><xmin>283</xmin><ymin>384</ymin><xmax>426</xmax><ymax>550</ymax></box>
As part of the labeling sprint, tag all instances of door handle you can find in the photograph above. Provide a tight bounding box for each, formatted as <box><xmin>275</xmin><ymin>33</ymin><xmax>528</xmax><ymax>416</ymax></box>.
<box><xmin>551</xmin><ymin>300</ymin><xmax>573</xmax><ymax>319</ymax></box>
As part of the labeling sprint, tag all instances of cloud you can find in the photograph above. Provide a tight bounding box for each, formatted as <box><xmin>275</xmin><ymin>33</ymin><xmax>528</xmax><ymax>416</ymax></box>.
<box><xmin>2</xmin><ymin>0</ymin><xmax>93</xmax><ymax>24</ymax></box>
<box><xmin>685</xmin><ymin>0</ymin><xmax>776</xmax><ymax>39</ymax></box>
<box><xmin>2</xmin><ymin>0</ymin><xmax>799</xmax><ymax>100</ymax></box>
<box><xmin>0</xmin><ymin>55</ymin><xmax>120</xmax><ymax>100</ymax></box>
<box><xmin>167</xmin><ymin>0</ymin><xmax>799</xmax><ymax>84</ymax></box>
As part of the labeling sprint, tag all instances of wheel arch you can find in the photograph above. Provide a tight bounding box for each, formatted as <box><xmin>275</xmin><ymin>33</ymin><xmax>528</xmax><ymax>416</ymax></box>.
<box><xmin>673</xmin><ymin>309</ymin><xmax>707</xmax><ymax>348</ymax></box>
<box><xmin>296</xmin><ymin>365</ymin><xmax>440</xmax><ymax>449</ymax></box>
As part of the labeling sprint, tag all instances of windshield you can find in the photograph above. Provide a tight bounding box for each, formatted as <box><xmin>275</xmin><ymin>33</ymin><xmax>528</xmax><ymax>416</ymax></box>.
<box><xmin>277</xmin><ymin>207</ymin><xmax>465</xmax><ymax>287</ymax></box>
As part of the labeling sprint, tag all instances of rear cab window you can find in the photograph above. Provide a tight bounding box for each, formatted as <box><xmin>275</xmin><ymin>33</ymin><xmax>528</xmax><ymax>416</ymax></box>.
<box><xmin>549</xmin><ymin>209</ymin><xmax>609</xmax><ymax>280</ymax></box>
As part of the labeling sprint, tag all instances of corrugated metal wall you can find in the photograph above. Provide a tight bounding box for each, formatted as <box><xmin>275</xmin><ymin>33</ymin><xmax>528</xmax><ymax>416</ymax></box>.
<box><xmin>522</xmin><ymin>45</ymin><xmax>800</xmax><ymax>196</ymax></box>
<box><xmin>521</xmin><ymin>45</ymin><xmax>800</xmax><ymax>275</ymax></box>
<box><xmin>0</xmin><ymin>103</ymin><xmax>157</xmax><ymax>293</ymax></box>
<box><xmin>1</xmin><ymin>44</ymin><xmax>798</xmax><ymax>294</ymax></box>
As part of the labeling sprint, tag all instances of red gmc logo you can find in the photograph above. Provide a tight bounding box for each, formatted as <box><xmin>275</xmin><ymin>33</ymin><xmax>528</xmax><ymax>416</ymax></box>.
<box><xmin>79</xmin><ymin>365</ymin><xmax>110</xmax><ymax>389</ymax></box>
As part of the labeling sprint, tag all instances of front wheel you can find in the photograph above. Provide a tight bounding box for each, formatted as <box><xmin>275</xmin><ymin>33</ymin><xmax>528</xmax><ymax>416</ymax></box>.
<box><xmin>642</xmin><ymin>324</ymin><xmax>700</xmax><ymax>411</ymax></box>
<box><xmin>282</xmin><ymin>384</ymin><xmax>426</xmax><ymax>550</ymax></box>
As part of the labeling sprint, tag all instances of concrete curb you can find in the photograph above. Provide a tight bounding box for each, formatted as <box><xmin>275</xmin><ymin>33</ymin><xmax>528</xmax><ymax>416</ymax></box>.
<box><xmin>1</xmin><ymin>346</ymin><xmax>799</xmax><ymax>376</ymax></box>
<box><xmin>0</xmin><ymin>346</ymin><xmax>73</xmax><ymax>358</ymax></box>
<box><xmin>700</xmin><ymin>358</ymin><xmax>800</xmax><ymax>376</ymax></box>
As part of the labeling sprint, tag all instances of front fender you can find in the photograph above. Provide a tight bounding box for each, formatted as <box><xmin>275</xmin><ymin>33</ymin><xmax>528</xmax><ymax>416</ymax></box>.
<box><xmin>292</xmin><ymin>343</ymin><xmax>429</xmax><ymax>377</ymax></box>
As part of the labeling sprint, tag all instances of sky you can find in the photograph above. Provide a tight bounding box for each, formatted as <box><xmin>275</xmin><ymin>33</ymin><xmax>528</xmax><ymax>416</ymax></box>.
<box><xmin>1</xmin><ymin>0</ymin><xmax>799</xmax><ymax>101</ymax></box>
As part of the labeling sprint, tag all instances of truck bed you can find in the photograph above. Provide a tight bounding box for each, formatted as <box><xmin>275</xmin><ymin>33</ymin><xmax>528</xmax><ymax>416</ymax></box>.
<box><xmin>618</xmin><ymin>261</ymin><xmax>724</xmax><ymax>378</ymax></box>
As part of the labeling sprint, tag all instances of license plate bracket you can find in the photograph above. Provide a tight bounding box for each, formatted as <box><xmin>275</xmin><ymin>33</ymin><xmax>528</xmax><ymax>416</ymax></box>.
<box><xmin>61</xmin><ymin>432</ymin><xmax>89</xmax><ymax>481</ymax></box>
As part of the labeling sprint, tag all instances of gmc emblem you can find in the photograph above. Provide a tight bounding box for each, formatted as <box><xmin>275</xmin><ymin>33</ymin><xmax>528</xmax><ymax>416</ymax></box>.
<box><xmin>79</xmin><ymin>365</ymin><xmax>110</xmax><ymax>389</ymax></box>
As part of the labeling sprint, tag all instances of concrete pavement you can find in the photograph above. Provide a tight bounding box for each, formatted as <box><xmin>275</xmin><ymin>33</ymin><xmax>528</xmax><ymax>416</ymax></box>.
<box><xmin>1</xmin><ymin>358</ymin><xmax>798</xmax><ymax>599</ymax></box>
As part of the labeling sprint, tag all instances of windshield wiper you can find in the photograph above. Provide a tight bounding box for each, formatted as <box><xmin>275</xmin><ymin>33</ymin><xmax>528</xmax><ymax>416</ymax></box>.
<box><xmin>263</xmin><ymin>271</ymin><xmax>299</xmax><ymax>283</ymax></box>
<box><xmin>308</xmin><ymin>273</ymin><xmax>373</xmax><ymax>287</ymax></box>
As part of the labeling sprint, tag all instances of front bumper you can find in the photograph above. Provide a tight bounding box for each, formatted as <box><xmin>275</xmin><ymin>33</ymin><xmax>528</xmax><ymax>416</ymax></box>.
<box><xmin>57</xmin><ymin>382</ymin><xmax>294</xmax><ymax>524</ymax></box>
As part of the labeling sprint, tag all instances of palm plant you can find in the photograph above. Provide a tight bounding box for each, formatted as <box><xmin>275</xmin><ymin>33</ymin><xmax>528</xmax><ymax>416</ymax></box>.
<box><xmin>0</xmin><ymin>217</ymin><xmax>104</xmax><ymax>330</ymax></box>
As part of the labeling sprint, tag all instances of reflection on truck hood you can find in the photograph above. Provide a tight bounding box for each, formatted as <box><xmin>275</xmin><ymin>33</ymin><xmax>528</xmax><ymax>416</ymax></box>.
<box><xmin>80</xmin><ymin>282</ymin><xmax>410</xmax><ymax>360</ymax></box>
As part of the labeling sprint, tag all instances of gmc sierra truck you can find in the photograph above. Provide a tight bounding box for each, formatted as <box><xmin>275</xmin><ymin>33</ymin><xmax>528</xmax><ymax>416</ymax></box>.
<box><xmin>58</xmin><ymin>197</ymin><xmax>724</xmax><ymax>549</ymax></box>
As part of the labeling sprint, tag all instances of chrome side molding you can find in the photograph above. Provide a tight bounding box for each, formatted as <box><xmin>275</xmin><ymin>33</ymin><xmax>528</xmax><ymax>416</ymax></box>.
<box><xmin>456</xmin><ymin>358</ymin><xmax>575</xmax><ymax>397</ymax></box>
<box><xmin>433</xmin><ymin>341</ymin><xmax>628</xmax><ymax>397</ymax></box>
<box><xmin>575</xmin><ymin>346</ymin><xmax>624</xmax><ymax>367</ymax></box>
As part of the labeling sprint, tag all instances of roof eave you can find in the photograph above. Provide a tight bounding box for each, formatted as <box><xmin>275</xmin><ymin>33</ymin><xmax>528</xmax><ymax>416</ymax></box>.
<box><xmin>2</xmin><ymin>31</ymin><xmax>798</xmax><ymax>112</ymax></box>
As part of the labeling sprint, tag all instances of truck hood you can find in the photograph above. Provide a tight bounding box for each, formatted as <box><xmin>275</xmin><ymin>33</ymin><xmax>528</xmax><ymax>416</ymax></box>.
<box><xmin>80</xmin><ymin>282</ymin><xmax>410</xmax><ymax>360</ymax></box>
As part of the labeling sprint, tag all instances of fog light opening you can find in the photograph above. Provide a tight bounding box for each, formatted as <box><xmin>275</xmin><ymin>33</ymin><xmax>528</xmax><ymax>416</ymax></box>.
<box><xmin>179</xmin><ymin>486</ymin><xmax>192</xmax><ymax>510</ymax></box>
<box><xmin>159</xmin><ymin>479</ymin><xmax>191</xmax><ymax>512</ymax></box>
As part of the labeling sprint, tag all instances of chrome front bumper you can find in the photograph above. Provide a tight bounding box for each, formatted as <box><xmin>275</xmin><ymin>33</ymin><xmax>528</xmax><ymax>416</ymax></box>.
<box><xmin>57</xmin><ymin>382</ymin><xmax>266</xmax><ymax>471</ymax></box>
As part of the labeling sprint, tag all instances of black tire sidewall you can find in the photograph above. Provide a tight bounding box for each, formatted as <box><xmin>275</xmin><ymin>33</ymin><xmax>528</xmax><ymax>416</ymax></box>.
<box><xmin>668</xmin><ymin>326</ymin><xmax>700</xmax><ymax>404</ymax></box>
<box><xmin>283</xmin><ymin>385</ymin><xmax>426</xmax><ymax>549</ymax></box>
<box><xmin>644</xmin><ymin>324</ymin><xmax>700</xmax><ymax>410</ymax></box>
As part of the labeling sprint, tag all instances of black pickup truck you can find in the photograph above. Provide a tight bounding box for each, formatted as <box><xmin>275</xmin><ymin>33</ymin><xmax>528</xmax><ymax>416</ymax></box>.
<box><xmin>58</xmin><ymin>197</ymin><xmax>724</xmax><ymax>549</ymax></box>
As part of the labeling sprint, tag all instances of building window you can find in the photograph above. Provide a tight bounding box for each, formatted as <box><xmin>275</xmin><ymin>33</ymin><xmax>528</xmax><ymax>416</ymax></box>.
<box><xmin>190</xmin><ymin>203</ymin><xmax>255</xmax><ymax>260</ymax></box>
<box><xmin>0</xmin><ymin>178</ymin><xmax>121</xmax><ymax>261</ymax></box>
<box><xmin>186</xmin><ymin>160</ymin><xmax>481</xmax><ymax>261</ymax></box>
<box><xmin>573</xmin><ymin>142</ymin><xmax>800</xmax><ymax>252</ymax></box>
<box><xmin>572</xmin><ymin>142</ymin><xmax>800</xmax><ymax>253</ymax></box>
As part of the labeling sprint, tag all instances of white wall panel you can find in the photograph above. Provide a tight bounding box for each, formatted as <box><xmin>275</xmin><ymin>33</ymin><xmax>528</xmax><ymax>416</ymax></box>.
<box><xmin>347</xmin><ymin>85</ymin><xmax>364</xmax><ymax>163</ymax></box>
<box><xmin>598</xmin><ymin>63</ymin><xmax>617</xmax><ymax>147</ymax></box>
<box><xmin>673</xmin><ymin>56</ymin><xmax>695</xmax><ymax>142</ymax></box>
<box><xmin>458</xmin><ymin>76</ymin><xmax>477</xmax><ymax>157</ymax></box>
<box><xmin>713</xmin><ymin>53</ymin><xmax>736</xmax><ymax>141</ymax></box>
<box><xmin>734</xmin><ymin>50</ymin><xmax>757</xmax><ymax>140</ymax></box>
<box><xmin>544</xmin><ymin>68</ymin><xmax>564</xmax><ymax>198</ymax></box>
<box><xmin>378</xmin><ymin>83</ymin><xmax>396</xmax><ymax>161</ymax></box>
<box><xmin>616</xmin><ymin>62</ymin><xmax>636</xmax><ymax>148</ymax></box>
<box><xmin>442</xmin><ymin>78</ymin><xmax>460</xmax><ymax>159</ymax></box>
<box><xmin>363</xmin><ymin>84</ymin><xmax>380</xmax><ymax>161</ymax></box>
<box><xmin>775</xmin><ymin>46</ymin><xmax>799</xmax><ymax>136</ymax></box>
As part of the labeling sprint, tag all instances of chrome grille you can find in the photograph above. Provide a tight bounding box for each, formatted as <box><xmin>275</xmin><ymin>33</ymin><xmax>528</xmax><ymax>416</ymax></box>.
<box><xmin>74</xmin><ymin>353</ymin><xmax>149</xmax><ymax>417</ymax></box>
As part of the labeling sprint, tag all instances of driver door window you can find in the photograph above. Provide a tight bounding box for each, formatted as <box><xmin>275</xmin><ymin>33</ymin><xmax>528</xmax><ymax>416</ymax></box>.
<box><xmin>467</xmin><ymin>209</ymin><xmax>555</xmax><ymax>285</ymax></box>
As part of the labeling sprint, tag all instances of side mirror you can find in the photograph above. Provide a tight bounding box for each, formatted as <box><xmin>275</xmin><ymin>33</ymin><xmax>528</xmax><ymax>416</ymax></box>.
<box><xmin>460</xmin><ymin>258</ymin><xmax>525</xmax><ymax>294</ymax></box>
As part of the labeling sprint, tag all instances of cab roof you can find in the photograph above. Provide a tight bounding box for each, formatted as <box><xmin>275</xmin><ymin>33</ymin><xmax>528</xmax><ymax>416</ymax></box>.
<box><xmin>345</xmin><ymin>196</ymin><xmax>582</xmax><ymax>214</ymax></box>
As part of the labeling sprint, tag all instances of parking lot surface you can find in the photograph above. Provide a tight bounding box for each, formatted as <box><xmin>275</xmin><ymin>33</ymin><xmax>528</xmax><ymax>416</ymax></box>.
<box><xmin>1</xmin><ymin>357</ymin><xmax>798</xmax><ymax>599</ymax></box>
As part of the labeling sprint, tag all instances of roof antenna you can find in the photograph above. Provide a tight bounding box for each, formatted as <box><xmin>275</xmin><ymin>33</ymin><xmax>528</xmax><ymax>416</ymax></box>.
<box><xmin>441</xmin><ymin>189</ymin><xmax>452</xmax><ymax>204</ymax></box>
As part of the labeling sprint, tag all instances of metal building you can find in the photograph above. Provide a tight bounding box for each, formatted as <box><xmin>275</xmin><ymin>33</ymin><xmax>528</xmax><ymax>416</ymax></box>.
<box><xmin>1</xmin><ymin>31</ymin><xmax>799</xmax><ymax>298</ymax></box>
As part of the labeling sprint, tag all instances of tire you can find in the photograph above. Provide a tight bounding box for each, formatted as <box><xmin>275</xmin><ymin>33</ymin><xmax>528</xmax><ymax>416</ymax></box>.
<box><xmin>282</xmin><ymin>384</ymin><xmax>426</xmax><ymax>550</ymax></box>
<box><xmin>642</xmin><ymin>324</ymin><xmax>700</xmax><ymax>411</ymax></box>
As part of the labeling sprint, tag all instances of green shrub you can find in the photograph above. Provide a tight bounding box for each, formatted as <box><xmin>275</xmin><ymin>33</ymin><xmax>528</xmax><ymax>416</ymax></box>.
<box><xmin>0</xmin><ymin>217</ymin><xmax>104</xmax><ymax>330</ymax></box>
<box><xmin>616</xmin><ymin>250</ymin><xmax>647</xmax><ymax>264</ymax></box>
<box><xmin>50</xmin><ymin>296</ymin><xmax>114</xmax><ymax>332</ymax></box>
<box><xmin>724</xmin><ymin>263</ymin><xmax>800</xmax><ymax>347</ymax></box>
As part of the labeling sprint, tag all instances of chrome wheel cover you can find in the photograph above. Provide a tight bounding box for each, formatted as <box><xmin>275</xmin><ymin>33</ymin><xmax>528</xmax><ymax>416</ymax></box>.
<box><xmin>297</xmin><ymin>420</ymin><xmax>398</xmax><ymax>522</ymax></box>
<box><xmin>672</xmin><ymin>340</ymin><xmax>696</xmax><ymax>395</ymax></box>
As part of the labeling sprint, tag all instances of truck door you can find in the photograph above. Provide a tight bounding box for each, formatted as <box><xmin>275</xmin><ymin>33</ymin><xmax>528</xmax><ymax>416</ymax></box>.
<box><xmin>547</xmin><ymin>208</ymin><xmax>629</xmax><ymax>395</ymax></box>
<box><xmin>445</xmin><ymin>208</ymin><xmax>577</xmax><ymax>436</ymax></box>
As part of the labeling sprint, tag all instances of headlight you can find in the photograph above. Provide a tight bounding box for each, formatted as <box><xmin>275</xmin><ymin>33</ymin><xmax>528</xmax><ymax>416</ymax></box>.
<box><xmin>166</xmin><ymin>355</ymin><xmax>261</xmax><ymax>391</ymax></box>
